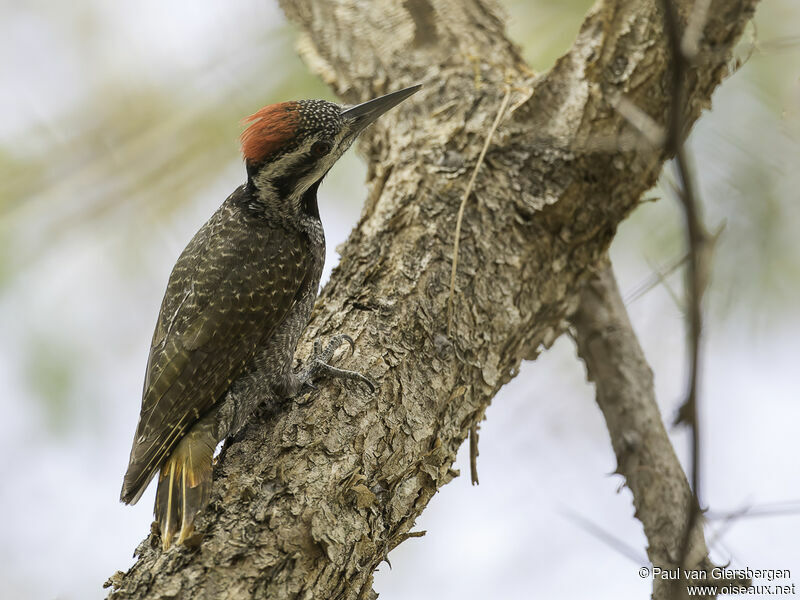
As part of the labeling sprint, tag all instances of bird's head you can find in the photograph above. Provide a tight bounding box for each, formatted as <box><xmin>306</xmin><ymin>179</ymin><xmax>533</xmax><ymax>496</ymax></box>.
<box><xmin>240</xmin><ymin>85</ymin><xmax>420</xmax><ymax>219</ymax></box>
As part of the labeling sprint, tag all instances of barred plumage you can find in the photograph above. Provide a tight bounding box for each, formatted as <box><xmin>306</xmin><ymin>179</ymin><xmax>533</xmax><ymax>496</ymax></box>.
<box><xmin>120</xmin><ymin>85</ymin><xmax>420</xmax><ymax>550</ymax></box>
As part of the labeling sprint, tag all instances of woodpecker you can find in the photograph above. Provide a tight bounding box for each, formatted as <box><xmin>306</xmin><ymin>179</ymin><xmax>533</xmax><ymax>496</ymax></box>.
<box><xmin>120</xmin><ymin>85</ymin><xmax>421</xmax><ymax>550</ymax></box>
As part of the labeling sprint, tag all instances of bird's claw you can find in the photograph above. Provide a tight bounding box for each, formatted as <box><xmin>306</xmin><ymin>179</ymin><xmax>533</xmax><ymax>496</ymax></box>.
<box><xmin>298</xmin><ymin>334</ymin><xmax>375</xmax><ymax>393</ymax></box>
<box><xmin>315</xmin><ymin>335</ymin><xmax>355</xmax><ymax>363</ymax></box>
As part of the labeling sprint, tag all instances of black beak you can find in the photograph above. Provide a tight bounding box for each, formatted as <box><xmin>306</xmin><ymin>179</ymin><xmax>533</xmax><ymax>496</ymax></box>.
<box><xmin>341</xmin><ymin>84</ymin><xmax>422</xmax><ymax>134</ymax></box>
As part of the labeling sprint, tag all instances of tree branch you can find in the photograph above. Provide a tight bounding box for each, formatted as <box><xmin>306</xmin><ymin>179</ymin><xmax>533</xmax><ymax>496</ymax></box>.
<box><xmin>569</xmin><ymin>261</ymin><xmax>746</xmax><ymax>599</ymax></box>
<box><xmin>107</xmin><ymin>1</ymin><xmax>758</xmax><ymax>598</ymax></box>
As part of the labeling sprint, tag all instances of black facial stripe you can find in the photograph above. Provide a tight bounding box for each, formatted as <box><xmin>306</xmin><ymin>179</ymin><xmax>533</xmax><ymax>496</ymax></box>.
<box><xmin>247</xmin><ymin>99</ymin><xmax>347</xmax><ymax>218</ymax></box>
<box><xmin>245</xmin><ymin>159</ymin><xmax>261</xmax><ymax>185</ymax></box>
<box><xmin>303</xmin><ymin>179</ymin><xmax>322</xmax><ymax>220</ymax></box>
<box><xmin>271</xmin><ymin>153</ymin><xmax>318</xmax><ymax>199</ymax></box>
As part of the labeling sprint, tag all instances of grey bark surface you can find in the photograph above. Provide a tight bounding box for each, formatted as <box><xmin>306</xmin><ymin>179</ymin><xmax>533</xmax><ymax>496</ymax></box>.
<box><xmin>106</xmin><ymin>1</ymin><xmax>758</xmax><ymax>598</ymax></box>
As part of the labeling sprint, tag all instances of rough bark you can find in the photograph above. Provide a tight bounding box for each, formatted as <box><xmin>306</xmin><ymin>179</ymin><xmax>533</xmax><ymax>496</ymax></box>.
<box><xmin>106</xmin><ymin>1</ymin><xmax>758</xmax><ymax>598</ymax></box>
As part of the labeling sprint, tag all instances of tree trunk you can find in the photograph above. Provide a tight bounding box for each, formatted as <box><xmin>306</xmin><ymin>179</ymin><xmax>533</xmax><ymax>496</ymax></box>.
<box><xmin>106</xmin><ymin>1</ymin><xmax>758</xmax><ymax>598</ymax></box>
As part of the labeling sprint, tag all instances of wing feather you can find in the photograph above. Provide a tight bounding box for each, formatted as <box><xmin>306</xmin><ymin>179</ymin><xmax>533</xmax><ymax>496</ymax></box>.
<box><xmin>120</xmin><ymin>196</ymin><xmax>311</xmax><ymax>503</ymax></box>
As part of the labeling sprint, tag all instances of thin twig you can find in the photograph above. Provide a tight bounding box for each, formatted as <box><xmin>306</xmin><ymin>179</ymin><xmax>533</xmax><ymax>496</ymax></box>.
<box><xmin>659</xmin><ymin>0</ymin><xmax>714</xmax><ymax>591</ymax></box>
<box><xmin>610</xmin><ymin>93</ymin><xmax>666</xmax><ymax>146</ymax></box>
<box><xmin>624</xmin><ymin>253</ymin><xmax>687</xmax><ymax>305</ymax></box>
<box><xmin>625</xmin><ymin>221</ymin><xmax>724</xmax><ymax>305</ymax></box>
<box><xmin>560</xmin><ymin>509</ymin><xmax>648</xmax><ymax>565</ymax></box>
<box><xmin>707</xmin><ymin>499</ymin><xmax>800</xmax><ymax>521</ymax></box>
<box><xmin>447</xmin><ymin>86</ymin><xmax>512</xmax><ymax>335</ymax></box>
<box><xmin>469</xmin><ymin>423</ymin><xmax>480</xmax><ymax>485</ymax></box>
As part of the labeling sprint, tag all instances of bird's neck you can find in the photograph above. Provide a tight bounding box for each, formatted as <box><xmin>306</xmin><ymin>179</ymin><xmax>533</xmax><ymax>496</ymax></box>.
<box><xmin>243</xmin><ymin>177</ymin><xmax>322</xmax><ymax>227</ymax></box>
<box><xmin>302</xmin><ymin>179</ymin><xmax>321</xmax><ymax>221</ymax></box>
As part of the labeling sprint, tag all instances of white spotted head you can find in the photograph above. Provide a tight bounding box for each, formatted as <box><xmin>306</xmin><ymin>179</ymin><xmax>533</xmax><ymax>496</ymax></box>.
<box><xmin>240</xmin><ymin>85</ymin><xmax>421</xmax><ymax>219</ymax></box>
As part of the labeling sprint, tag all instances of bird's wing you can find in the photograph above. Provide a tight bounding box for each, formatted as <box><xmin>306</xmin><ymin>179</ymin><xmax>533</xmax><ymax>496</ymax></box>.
<box><xmin>121</xmin><ymin>203</ymin><xmax>312</xmax><ymax>504</ymax></box>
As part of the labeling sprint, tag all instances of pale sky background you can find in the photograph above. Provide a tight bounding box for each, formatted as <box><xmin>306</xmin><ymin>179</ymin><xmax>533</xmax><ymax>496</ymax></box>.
<box><xmin>0</xmin><ymin>1</ymin><xmax>798</xmax><ymax>599</ymax></box>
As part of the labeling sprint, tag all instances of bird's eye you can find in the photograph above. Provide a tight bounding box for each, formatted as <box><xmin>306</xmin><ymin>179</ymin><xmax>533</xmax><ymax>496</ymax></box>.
<box><xmin>311</xmin><ymin>140</ymin><xmax>332</xmax><ymax>157</ymax></box>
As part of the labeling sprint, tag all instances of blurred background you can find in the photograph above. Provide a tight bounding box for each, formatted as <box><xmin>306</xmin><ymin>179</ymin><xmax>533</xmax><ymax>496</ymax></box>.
<box><xmin>1</xmin><ymin>1</ymin><xmax>798</xmax><ymax>598</ymax></box>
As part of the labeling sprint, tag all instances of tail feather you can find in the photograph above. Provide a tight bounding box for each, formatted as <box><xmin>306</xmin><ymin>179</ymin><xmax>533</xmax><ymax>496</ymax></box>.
<box><xmin>154</xmin><ymin>425</ymin><xmax>215</xmax><ymax>550</ymax></box>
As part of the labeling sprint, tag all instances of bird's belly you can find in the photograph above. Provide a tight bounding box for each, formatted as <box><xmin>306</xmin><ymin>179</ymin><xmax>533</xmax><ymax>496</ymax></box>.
<box><xmin>251</xmin><ymin>291</ymin><xmax>316</xmax><ymax>388</ymax></box>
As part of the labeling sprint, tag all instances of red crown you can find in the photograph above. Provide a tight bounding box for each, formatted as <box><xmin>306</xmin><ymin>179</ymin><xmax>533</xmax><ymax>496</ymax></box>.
<box><xmin>240</xmin><ymin>102</ymin><xmax>300</xmax><ymax>163</ymax></box>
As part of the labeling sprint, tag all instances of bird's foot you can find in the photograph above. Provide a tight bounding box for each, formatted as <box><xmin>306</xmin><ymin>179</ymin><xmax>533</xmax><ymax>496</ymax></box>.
<box><xmin>298</xmin><ymin>334</ymin><xmax>376</xmax><ymax>394</ymax></box>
